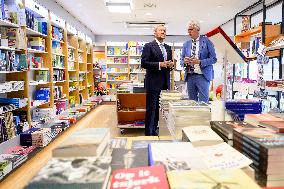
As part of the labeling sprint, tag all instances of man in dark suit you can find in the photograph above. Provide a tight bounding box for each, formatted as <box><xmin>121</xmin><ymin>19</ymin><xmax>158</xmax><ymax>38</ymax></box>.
<box><xmin>141</xmin><ymin>25</ymin><xmax>174</xmax><ymax>136</ymax></box>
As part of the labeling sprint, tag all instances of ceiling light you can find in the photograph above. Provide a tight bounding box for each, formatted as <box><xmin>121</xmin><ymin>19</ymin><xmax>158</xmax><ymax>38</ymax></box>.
<box><xmin>145</xmin><ymin>12</ymin><xmax>152</xmax><ymax>16</ymax></box>
<box><xmin>217</xmin><ymin>5</ymin><xmax>222</xmax><ymax>8</ymax></box>
<box><xmin>105</xmin><ymin>0</ymin><xmax>132</xmax><ymax>13</ymax></box>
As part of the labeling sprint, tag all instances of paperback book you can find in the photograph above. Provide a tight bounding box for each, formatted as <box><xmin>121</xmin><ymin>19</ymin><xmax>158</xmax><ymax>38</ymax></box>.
<box><xmin>25</xmin><ymin>157</ymin><xmax>112</xmax><ymax>189</ymax></box>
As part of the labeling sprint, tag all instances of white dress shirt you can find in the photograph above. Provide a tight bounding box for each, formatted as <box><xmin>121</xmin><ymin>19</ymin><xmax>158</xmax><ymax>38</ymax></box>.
<box><xmin>155</xmin><ymin>38</ymin><xmax>167</xmax><ymax>70</ymax></box>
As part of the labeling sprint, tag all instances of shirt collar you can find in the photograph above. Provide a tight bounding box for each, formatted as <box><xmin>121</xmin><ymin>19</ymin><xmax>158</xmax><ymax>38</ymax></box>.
<box><xmin>192</xmin><ymin>36</ymin><xmax>200</xmax><ymax>42</ymax></box>
<box><xmin>155</xmin><ymin>38</ymin><xmax>164</xmax><ymax>46</ymax></box>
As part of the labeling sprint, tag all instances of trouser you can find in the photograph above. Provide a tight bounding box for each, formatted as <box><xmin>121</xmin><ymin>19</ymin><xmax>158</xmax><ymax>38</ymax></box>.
<box><xmin>187</xmin><ymin>74</ymin><xmax>210</xmax><ymax>103</ymax></box>
<box><xmin>145</xmin><ymin>90</ymin><xmax>160</xmax><ymax>136</ymax></box>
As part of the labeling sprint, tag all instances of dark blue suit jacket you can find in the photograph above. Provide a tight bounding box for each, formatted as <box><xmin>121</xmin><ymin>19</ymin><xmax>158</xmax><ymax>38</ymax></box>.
<box><xmin>181</xmin><ymin>35</ymin><xmax>217</xmax><ymax>81</ymax></box>
<box><xmin>141</xmin><ymin>40</ymin><xmax>172</xmax><ymax>91</ymax></box>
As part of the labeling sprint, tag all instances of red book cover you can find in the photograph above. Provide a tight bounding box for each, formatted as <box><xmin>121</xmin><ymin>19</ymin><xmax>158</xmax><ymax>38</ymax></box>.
<box><xmin>262</xmin><ymin>187</ymin><xmax>284</xmax><ymax>189</ymax></box>
<box><xmin>110</xmin><ymin>165</ymin><xmax>169</xmax><ymax>189</ymax></box>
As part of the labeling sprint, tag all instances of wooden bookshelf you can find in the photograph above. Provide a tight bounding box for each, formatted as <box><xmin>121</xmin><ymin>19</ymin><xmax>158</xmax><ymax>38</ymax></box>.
<box><xmin>234</xmin><ymin>24</ymin><xmax>281</xmax><ymax>58</ymax></box>
<box><xmin>117</xmin><ymin>93</ymin><xmax>146</xmax><ymax>129</ymax></box>
<box><xmin>0</xmin><ymin>0</ymin><xmax>96</xmax><ymax>126</ymax></box>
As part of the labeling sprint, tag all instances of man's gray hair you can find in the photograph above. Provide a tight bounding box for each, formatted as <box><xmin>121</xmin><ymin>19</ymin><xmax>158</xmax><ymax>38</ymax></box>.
<box><xmin>153</xmin><ymin>24</ymin><xmax>166</xmax><ymax>32</ymax></box>
<box><xmin>188</xmin><ymin>20</ymin><xmax>200</xmax><ymax>31</ymax></box>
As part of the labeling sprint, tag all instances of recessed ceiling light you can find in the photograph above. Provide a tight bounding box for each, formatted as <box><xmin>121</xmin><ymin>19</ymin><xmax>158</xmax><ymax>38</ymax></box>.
<box><xmin>200</xmin><ymin>20</ymin><xmax>204</xmax><ymax>23</ymax></box>
<box><xmin>217</xmin><ymin>5</ymin><xmax>222</xmax><ymax>8</ymax></box>
<box><xmin>145</xmin><ymin>12</ymin><xmax>152</xmax><ymax>16</ymax></box>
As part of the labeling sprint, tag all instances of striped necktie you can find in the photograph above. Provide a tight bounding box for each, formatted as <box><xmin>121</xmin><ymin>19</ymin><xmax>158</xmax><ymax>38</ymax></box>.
<box><xmin>160</xmin><ymin>44</ymin><xmax>167</xmax><ymax>61</ymax></box>
<box><xmin>189</xmin><ymin>39</ymin><xmax>197</xmax><ymax>73</ymax></box>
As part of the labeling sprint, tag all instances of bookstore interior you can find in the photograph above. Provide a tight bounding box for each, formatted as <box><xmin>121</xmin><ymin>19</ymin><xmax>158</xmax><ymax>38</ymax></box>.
<box><xmin>0</xmin><ymin>0</ymin><xmax>284</xmax><ymax>188</ymax></box>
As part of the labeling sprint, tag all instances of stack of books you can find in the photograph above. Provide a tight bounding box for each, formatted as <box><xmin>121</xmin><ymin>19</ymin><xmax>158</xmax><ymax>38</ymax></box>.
<box><xmin>233</xmin><ymin>127</ymin><xmax>284</xmax><ymax>187</ymax></box>
<box><xmin>20</xmin><ymin>128</ymin><xmax>53</xmax><ymax>147</ymax></box>
<box><xmin>167</xmin><ymin>100</ymin><xmax>211</xmax><ymax>139</ymax></box>
<box><xmin>52</xmin><ymin>128</ymin><xmax>110</xmax><ymax>157</ymax></box>
<box><xmin>210</xmin><ymin>121</ymin><xmax>258</xmax><ymax>145</ymax></box>
<box><xmin>0</xmin><ymin>154</ymin><xmax>28</xmax><ymax>169</ymax></box>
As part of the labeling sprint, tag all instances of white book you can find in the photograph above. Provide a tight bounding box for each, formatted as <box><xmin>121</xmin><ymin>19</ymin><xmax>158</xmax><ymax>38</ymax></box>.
<box><xmin>197</xmin><ymin>142</ymin><xmax>253</xmax><ymax>170</ymax></box>
<box><xmin>182</xmin><ymin>126</ymin><xmax>224</xmax><ymax>146</ymax></box>
<box><xmin>148</xmin><ymin>142</ymin><xmax>207</xmax><ymax>171</ymax></box>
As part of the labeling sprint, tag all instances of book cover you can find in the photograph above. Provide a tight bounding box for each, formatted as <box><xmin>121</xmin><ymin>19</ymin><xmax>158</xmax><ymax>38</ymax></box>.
<box><xmin>107</xmin><ymin>47</ymin><xmax>114</xmax><ymax>55</ymax></box>
<box><xmin>126</xmin><ymin>136</ymin><xmax>159</xmax><ymax>149</ymax></box>
<box><xmin>131</xmin><ymin>140</ymin><xmax>172</xmax><ymax>149</ymax></box>
<box><xmin>25</xmin><ymin>157</ymin><xmax>112</xmax><ymax>189</ymax></box>
<box><xmin>110</xmin><ymin>165</ymin><xmax>169</xmax><ymax>189</ymax></box>
<box><xmin>53</xmin><ymin>128</ymin><xmax>110</xmax><ymax>157</ymax></box>
<box><xmin>6</xmin><ymin>145</ymin><xmax>37</xmax><ymax>155</ymax></box>
<box><xmin>114</xmin><ymin>47</ymin><xmax>121</xmax><ymax>55</ymax></box>
<box><xmin>210</xmin><ymin>121</ymin><xmax>257</xmax><ymax>139</ymax></box>
<box><xmin>0</xmin><ymin>160</ymin><xmax>12</xmax><ymax>177</ymax></box>
<box><xmin>259</xmin><ymin>121</ymin><xmax>284</xmax><ymax>133</ymax></box>
<box><xmin>148</xmin><ymin>142</ymin><xmax>207</xmax><ymax>171</ymax></box>
<box><xmin>181</xmin><ymin>126</ymin><xmax>223</xmax><ymax>146</ymax></box>
<box><xmin>0</xmin><ymin>153</ymin><xmax>27</xmax><ymax>168</ymax></box>
<box><xmin>197</xmin><ymin>142</ymin><xmax>253</xmax><ymax>169</ymax></box>
<box><xmin>111</xmin><ymin>148</ymin><xmax>148</xmax><ymax>171</ymax></box>
<box><xmin>167</xmin><ymin>169</ymin><xmax>261</xmax><ymax>189</ymax></box>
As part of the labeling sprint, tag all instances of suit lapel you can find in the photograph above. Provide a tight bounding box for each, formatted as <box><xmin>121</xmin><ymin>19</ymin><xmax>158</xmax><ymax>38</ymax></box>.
<box><xmin>188</xmin><ymin>39</ymin><xmax>192</xmax><ymax>57</ymax></box>
<box><xmin>199</xmin><ymin>36</ymin><xmax>205</xmax><ymax>58</ymax></box>
<box><xmin>152</xmin><ymin>40</ymin><xmax>164</xmax><ymax>60</ymax></box>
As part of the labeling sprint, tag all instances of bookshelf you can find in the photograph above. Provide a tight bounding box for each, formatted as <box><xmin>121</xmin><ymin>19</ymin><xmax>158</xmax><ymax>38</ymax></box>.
<box><xmin>105</xmin><ymin>41</ymin><xmax>146</xmax><ymax>90</ymax></box>
<box><xmin>117</xmin><ymin>93</ymin><xmax>146</xmax><ymax>130</ymax></box>
<box><xmin>0</xmin><ymin>0</ymin><xmax>96</xmax><ymax>146</ymax></box>
<box><xmin>234</xmin><ymin>24</ymin><xmax>281</xmax><ymax>58</ymax></box>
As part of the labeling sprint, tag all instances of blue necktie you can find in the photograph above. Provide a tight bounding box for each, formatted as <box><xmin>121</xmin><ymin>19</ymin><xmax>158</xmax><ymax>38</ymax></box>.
<box><xmin>160</xmin><ymin>44</ymin><xmax>167</xmax><ymax>61</ymax></box>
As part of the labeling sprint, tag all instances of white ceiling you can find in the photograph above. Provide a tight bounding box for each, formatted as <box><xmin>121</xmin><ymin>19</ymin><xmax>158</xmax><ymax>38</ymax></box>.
<box><xmin>55</xmin><ymin>0</ymin><xmax>259</xmax><ymax>35</ymax></box>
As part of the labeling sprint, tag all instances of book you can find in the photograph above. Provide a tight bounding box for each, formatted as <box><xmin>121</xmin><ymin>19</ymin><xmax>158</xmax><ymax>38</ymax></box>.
<box><xmin>131</xmin><ymin>140</ymin><xmax>172</xmax><ymax>149</ymax></box>
<box><xmin>167</xmin><ymin>169</ymin><xmax>261</xmax><ymax>189</ymax></box>
<box><xmin>148</xmin><ymin>142</ymin><xmax>207</xmax><ymax>171</ymax></box>
<box><xmin>109</xmin><ymin>165</ymin><xmax>169</xmax><ymax>189</ymax></box>
<box><xmin>0</xmin><ymin>160</ymin><xmax>12</xmax><ymax>179</ymax></box>
<box><xmin>25</xmin><ymin>157</ymin><xmax>112</xmax><ymax>189</ymax></box>
<box><xmin>53</xmin><ymin>128</ymin><xmax>110</xmax><ymax>157</ymax></box>
<box><xmin>126</xmin><ymin>136</ymin><xmax>159</xmax><ymax>149</ymax></box>
<box><xmin>111</xmin><ymin>148</ymin><xmax>148</xmax><ymax>171</ymax></box>
<box><xmin>6</xmin><ymin>146</ymin><xmax>37</xmax><ymax>155</ymax></box>
<box><xmin>210</xmin><ymin>121</ymin><xmax>257</xmax><ymax>139</ymax></box>
<box><xmin>259</xmin><ymin>121</ymin><xmax>284</xmax><ymax>133</ymax></box>
<box><xmin>244</xmin><ymin>114</ymin><xmax>283</xmax><ymax>126</ymax></box>
<box><xmin>182</xmin><ymin>126</ymin><xmax>224</xmax><ymax>146</ymax></box>
<box><xmin>197</xmin><ymin>142</ymin><xmax>253</xmax><ymax>169</ymax></box>
<box><xmin>233</xmin><ymin>127</ymin><xmax>284</xmax><ymax>155</ymax></box>
<box><xmin>0</xmin><ymin>153</ymin><xmax>27</xmax><ymax>168</ymax></box>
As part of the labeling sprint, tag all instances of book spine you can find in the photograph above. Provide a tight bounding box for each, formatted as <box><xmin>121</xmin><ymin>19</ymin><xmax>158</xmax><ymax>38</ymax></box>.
<box><xmin>148</xmin><ymin>144</ymin><xmax>154</xmax><ymax>166</ymax></box>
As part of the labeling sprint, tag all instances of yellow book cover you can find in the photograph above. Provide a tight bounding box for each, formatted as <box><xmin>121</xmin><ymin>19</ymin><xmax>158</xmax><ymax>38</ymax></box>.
<box><xmin>167</xmin><ymin>169</ymin><xmax>261</xmax><ymax>189</ymax></box>
<box><xmin>114</xmin><ymin>47</ymin><xmax>122</xmax><ymax>55</ymax></box>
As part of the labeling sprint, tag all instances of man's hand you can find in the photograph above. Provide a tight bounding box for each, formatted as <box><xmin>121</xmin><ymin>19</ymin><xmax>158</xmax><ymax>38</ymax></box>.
<box><xmin>166</xmin><ymin>60</ymin><xmax>174</xmax><ymax>68</ymax></box>
<box><xmin>160</xmin><ymin>61</ymin><xmax>168</xmax><ymax>68</ymax></box>
<box><xmin>189</xmin><ymin>57</ymin><xmax>200</xmax><ymax>65</ymax></box>
<box><xmin>184</xmin><ymin>57</ymin><xmax>190</xmax><ymax>65</ymax></box>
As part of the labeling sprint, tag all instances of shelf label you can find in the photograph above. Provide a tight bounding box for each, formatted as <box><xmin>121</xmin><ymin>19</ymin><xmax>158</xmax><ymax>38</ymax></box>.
<box><xmin>67</xmin><ymin>23</ymin><xmax>77</xmax><ymax>35</ymax></box>
<box><xmin>25</xmin><ymin>0</ymin><xmax>48</xmax><ymax>18</ymax></box>
<box><xmin>50</xmin><ymin>12</ymin><xmax>65</xmax><ymax>29</ymax></box>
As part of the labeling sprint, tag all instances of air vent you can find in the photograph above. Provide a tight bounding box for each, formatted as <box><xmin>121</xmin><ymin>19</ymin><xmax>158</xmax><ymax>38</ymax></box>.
<box><xmin>144</xmin><ymin>3</ymin><xmax>156</xmax><ymax>8</ymax></box>
<box><xmin>125</xmin><ymin>21</ymin><xmax>166</xmax><ymax>29</ymax></box>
